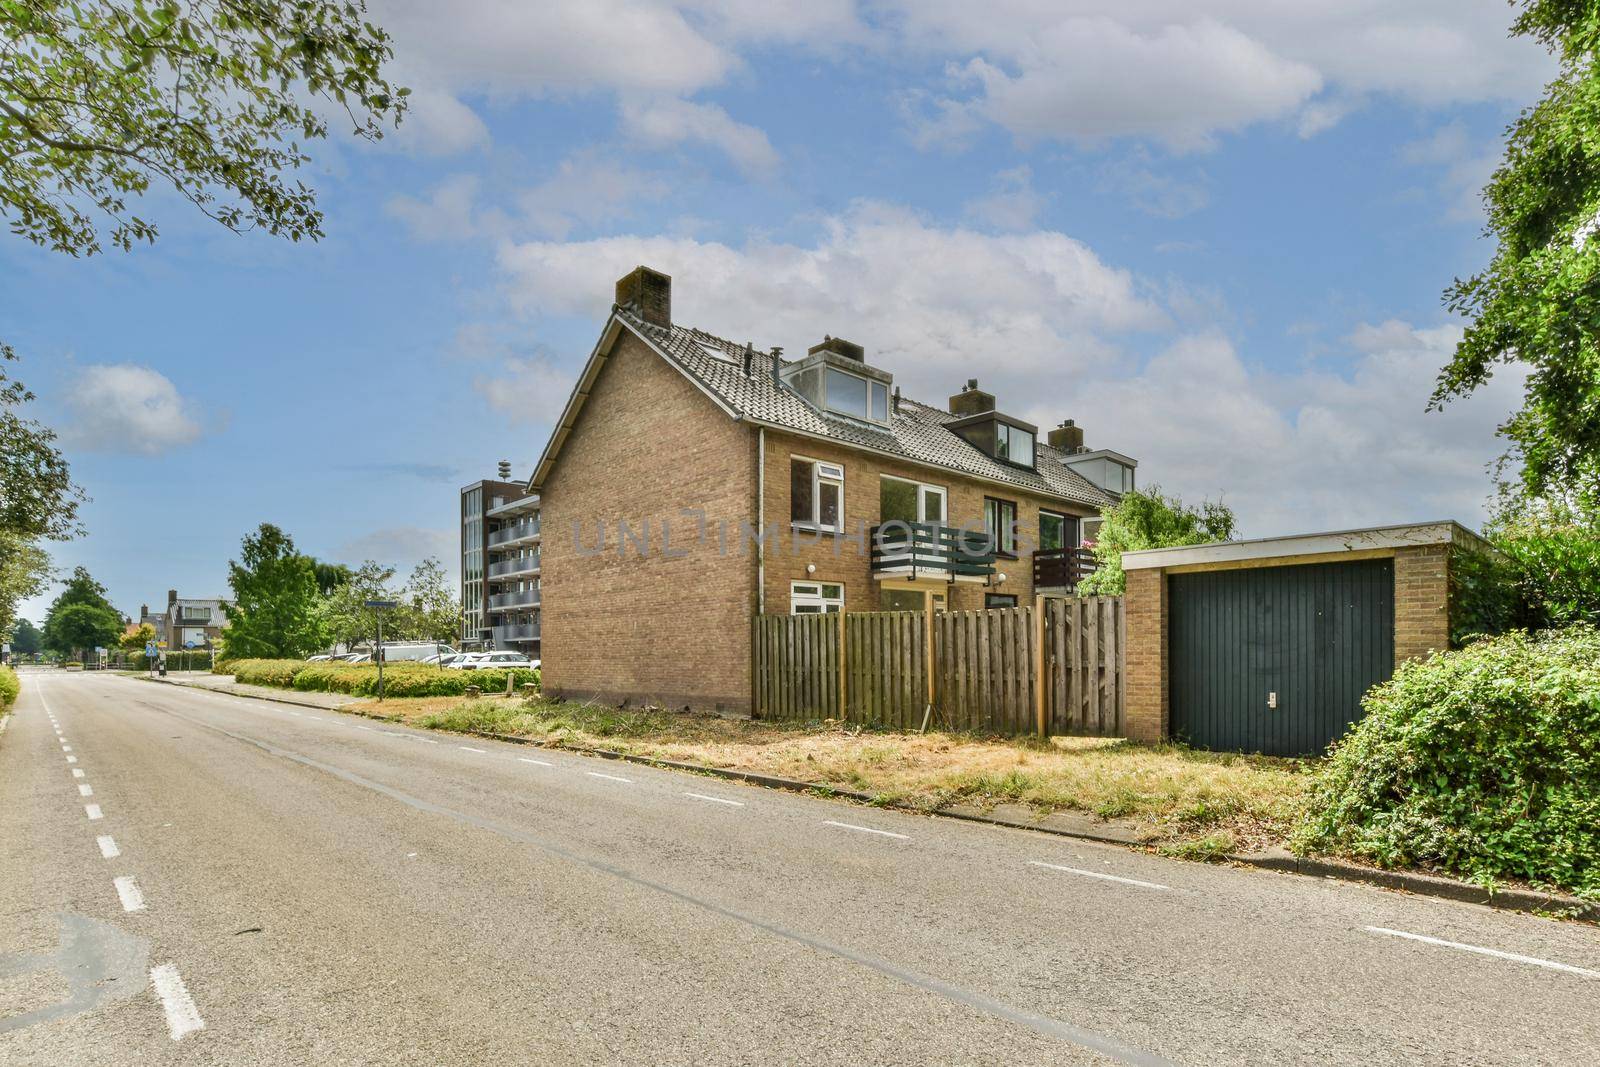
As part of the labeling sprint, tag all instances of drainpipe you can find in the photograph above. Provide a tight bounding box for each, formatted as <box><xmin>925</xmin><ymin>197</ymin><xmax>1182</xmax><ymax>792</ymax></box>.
<box><xmin>756</xmin><ymin>427</ymin><xmax>766</xmax><ymax>615</ymax></box>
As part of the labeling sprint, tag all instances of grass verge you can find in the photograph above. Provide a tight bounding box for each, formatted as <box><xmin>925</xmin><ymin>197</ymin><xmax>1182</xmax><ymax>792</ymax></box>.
<box><xmin>348</xmin><ymin>694</ymin><xmax>1312</xmax><ymax>851</ymax></box>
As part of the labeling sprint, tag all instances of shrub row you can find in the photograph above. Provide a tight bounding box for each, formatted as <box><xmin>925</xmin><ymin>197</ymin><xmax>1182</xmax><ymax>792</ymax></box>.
<box><xmin>0</xmin><ymin>665</ymin><xmax>18</xmax><ymax>707</ymax></box>
<box><xmin>223</xmin><ymin>658</ymin><xmax>538</xmax><ymax>698</ymax></box>
<box><xmin>1295</xmin><ymin>625</ymin><xmax>1600</xmax><ymax>899</ymax></box>
<box><xmin>124</xmin><ymin>651</ymin><xmax>216</xmax><ymax>672</ymax></box>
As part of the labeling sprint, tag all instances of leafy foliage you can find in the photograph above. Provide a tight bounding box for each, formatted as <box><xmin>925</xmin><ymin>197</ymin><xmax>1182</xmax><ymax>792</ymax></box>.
<box><xmin>223</xmin><ymin>523</ymin><xmax>325</xmax><ymax>658</ymax></box>
<box><xmin>0</xmin><ymin>664</ymin><xmax>18</xmax><ymax>706</ymax></box>
<box><xmin>1431</xmin><ymin>1</ymin><xmax>1600</xmax><ymax>509</ymax></box>
<box><xmin>0</xmin><ymin>345</ymin><xmax>82</xmax><ymax>540</ymax></box>
<box><xmin>1294</xmin><ymin>626</ymin><xmax>1600</xmax><ymax>899</ymax></box>
<box><xmin>41</xmin><ymin>565</ymin><xmax>120</xmax><ymax>654</ymax></box>
<box><xmin>119</xmin><ymin>621</ymin><xmax>156</xmax><ymax>654</ymax></box>
<box><xmin>1077</xmin><ymin>486</ymin><xmax>1236</xmax><ymax>595</ymax></box>
<box><xmin>1</xmin><ymin>0</ymin><xmax>407</xmax><ymax>255</ymax></box>
<box><xmin>10</xmin><ymin>617</ymin><xmax>41</xmax><ymax>654</ymax></box>
<box><xmin>1450</xmin><ymin>501</ymin><xmax>1600</xmax><ymax>643</ymax></box>
<box><xmin>226</xmin><ymin>658</ymin><xmax>537</xmax><ymax>697</ymax></box>
<box><xmin>0</xmin><ymin>531</ymin><xmax>52</xmax><ymax>638</ymax></box>
<box><xmin>319</xmin><ymin>556</ymin><xmax>461</xmax><ymax>648</ymax></box>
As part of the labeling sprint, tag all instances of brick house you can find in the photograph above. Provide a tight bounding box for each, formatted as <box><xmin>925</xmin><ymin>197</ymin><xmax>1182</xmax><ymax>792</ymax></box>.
<box><xmin>530</xmin><ymin>267</ymin><xmax>1138</xmax><ymax>712</ymax></box>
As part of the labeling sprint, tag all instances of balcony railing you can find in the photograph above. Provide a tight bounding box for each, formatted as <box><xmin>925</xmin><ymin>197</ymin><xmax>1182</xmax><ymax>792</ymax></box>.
<box><xmin>488</xmin><ymin>588</ymin><xmax>540</xmax><ymax>612</ymax></box>
<box><xmin>488</xmin><ymin>518</ymin><xmax>540</xmax><ymax>548</ymax></box>
<box><xmin>869</xmin><ymin>522</ymin><xmax>995</xmax><ymax>582</ymax></box>
<box><xmin>487</xmin><ymin>554</ymin><xmax>539</xmax><ymax>579</ymax></box>
<box><xmin>491</xmin><ymin>623</ymin><xmax>540</xmax><ymax>644</ymax></box>
<box><xmin>176</xmin><ymin>613</ymin><xmax>214</xmax><ymax>625</ymax></box>
<box><xmin>1033</xmin><ymin>547</ymin><xmax>1097</xmax><ymax>591</ymax></box>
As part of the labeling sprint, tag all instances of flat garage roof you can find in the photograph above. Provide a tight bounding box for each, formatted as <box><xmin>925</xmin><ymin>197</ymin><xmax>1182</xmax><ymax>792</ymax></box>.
<box><xmin>1121</xmin><ymin>520</ymin><xmax>1485</xmax><ymax>571</ymax></box>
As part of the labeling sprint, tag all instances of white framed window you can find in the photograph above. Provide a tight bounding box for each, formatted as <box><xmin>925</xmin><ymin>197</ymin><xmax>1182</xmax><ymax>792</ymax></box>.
<box><xmin>995</xmin><ymin>422</ymin><xmax>1035</xmax><ymax>466</ymax></box>
<box><xmin>790</xmin><ymin>457</ymin><xmax>844</xmax><ymax>531</ymax></box>
<box><xmin>824</xmin><ymin>367</ymin><xmax>890</xmax><ymax>424</ymax></box>
<box><xmin>1082</xmin><ymin>516</ymin><xmax>1104</xmax><ymax>546</ymax></box>
<box><xmin>879</xmin><ymin>475</ymin><xmax>946</xmax><ymax>528</ymax></box>
<box><xmin>790</xmin><ymin>581</ymin><xmax>844</xmax><ymax>614</ymax></box>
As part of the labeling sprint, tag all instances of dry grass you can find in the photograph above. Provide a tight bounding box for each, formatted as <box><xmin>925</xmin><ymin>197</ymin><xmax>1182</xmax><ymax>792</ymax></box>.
<box><xmin>350</xmin><ymin>694</ymin><xmax>1312</xmax><ymax>852</ymax></box>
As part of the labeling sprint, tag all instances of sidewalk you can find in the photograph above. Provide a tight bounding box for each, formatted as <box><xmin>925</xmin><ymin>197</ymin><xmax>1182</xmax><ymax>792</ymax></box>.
<box><xmin>152</xmin><ymin>671</ymin><xmax>359</xmax><ymax>710</ymax></box>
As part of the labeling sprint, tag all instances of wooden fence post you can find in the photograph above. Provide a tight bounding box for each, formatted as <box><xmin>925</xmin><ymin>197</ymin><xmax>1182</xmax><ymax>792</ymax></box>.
<box><xmin>1033</xmin><ymin>595</ymin><xmax>1046</xmax><ymax>738</ymax></box>
<box><xmin>837</xmin><ymin>610</ymin><xmax>847</xmax><ymax>721</ymax></box>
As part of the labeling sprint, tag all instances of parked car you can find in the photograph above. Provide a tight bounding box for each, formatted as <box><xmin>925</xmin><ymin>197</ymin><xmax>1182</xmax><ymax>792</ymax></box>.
<box><xmin>444</xmin><ymin>653</ymin><xmax>486</xmax><ymax>670</ymax></box>
<box><xmin>465</xmin><ymin>651</ymin><xmax>533</xmax><ymax>670</ymax></box>
<box><xmin>306</xmin><ymin>654</ymin><xmax>333</xmax><ymax>662</ymax></box>
<box><xmin>344</xmin><ymin>652</ymin><xmax>371</xmax><ymax>663</ymax></box>
<box><xmin>377</xmin><ymin>642</ymin><xmax>458</xmax><ymax>663</ymax></box>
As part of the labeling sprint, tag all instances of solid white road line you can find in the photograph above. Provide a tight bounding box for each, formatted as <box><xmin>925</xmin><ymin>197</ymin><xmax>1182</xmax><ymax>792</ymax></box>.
<box><xmin>1366</xmin><ymin>926</ymin><xmax>1600</xmax><ymax>979</ymax></box>
<box><xmin>78</xmin><ymin>784</ymin><xmax>93</xmax><ymax>797</ymax></box>
<box><xmin>1028</xmin><ymin>860</ymin><xmax>1171</xmax><ymax>892</ymax></box>
<box><xmin>72</xmin><ymin>768</ymin><xmax>84</xmax><ymax>778</ymax></box>
<box><xmin>85</xmin><ymin>804</ymin><xmax>103</xmax><ymax>820</ymax></box>
<box><xmin>149</xmin><ymin>964</ymin><xmax>205</xmax><ymax>1040</ymax></box>
<box><xmin>97</xmin><ymin>835</ymin><xmax>120</xmax><ymax>859</ymax></box>
<box><xmin>823</xmin><ymin>820</ymin><xmax>909</xmax><ymax>840</ymax></box>
<box><xmin>685</xmin><ymin>792</ymin><xmax>744</xmax><ymax>807</ymax></box>
<box><xmin>518</xmin><ymin>757</ymin><xmax>554</xmax><ymax>767</ymax></box>
<box><xmin>113</xmin><ymin>876</ymin><xmax>146</xmax><ymax>912</ymax></box>
<box><xmin>458</xmin><ymin>746</ymin><xmax>487</xmax><ymax>754</ymax></box>
<box><xmin>587</xmin><ymin>771</ymin><xmax>633</xmax><ymax>783</ymax></box>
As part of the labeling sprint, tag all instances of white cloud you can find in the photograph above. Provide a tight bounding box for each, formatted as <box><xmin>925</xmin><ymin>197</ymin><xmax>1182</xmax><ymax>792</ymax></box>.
<box><xmin>497</xmin><ymin>201</ymin><xmax>1165</xmax><ymax>389</ymax></box>
<box><xmin>619</xmin><ymin>97</ymin><xmax>779</xmax><ymax>177</ymax></box>
<box><xmin>386</xmin><ymin>174</ymin><xmax>492</xmax><ymax>241</ymax></box>
<box><xmin>388</xmin><ymin>88</ymin><xmax>491</xmax><ymax>155</ymax></box>
<box><xmin>888</xmin><ymin>2</ymin><xmax>1554</xmax><ymax>147</ymax></box>
<box><xmin>337</xmin><ymin>526</ymin><xmax>457</xmax><ymax>578</ymax></box>
<box><xmin>1401</xmin><ymin>121</ymin><xmax>1500</xmax><ymax>223</ymax></box>
<box><xmin>964</xmin><ymin>166</ymin><xmax>1047</xmax><ymax>231</ymax></box>
<box><xmin>473</xmin><ymin>357</ymin><xmax>575</xmax><ymax>425</ymax></box>
<box><xmin>519</xmin><ymin>151</ymin><xmax>669</xmax><ymax>238</ymax></box>
<box><xmin>63</xmin><ymin>364</ymin><xmax>204</xmax><ymax>455</ymax></box>
<box><xmin>1062</xmin><ymin>321</ymin><xmax>1521</xmax><ymax>533</ymax></box>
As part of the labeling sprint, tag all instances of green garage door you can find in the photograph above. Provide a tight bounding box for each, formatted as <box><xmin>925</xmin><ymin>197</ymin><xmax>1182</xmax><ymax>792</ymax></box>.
<box><xmin>1169</xmin><ymin>559</ymin><xmax>1394</xmax><ymax>757</ymax></box>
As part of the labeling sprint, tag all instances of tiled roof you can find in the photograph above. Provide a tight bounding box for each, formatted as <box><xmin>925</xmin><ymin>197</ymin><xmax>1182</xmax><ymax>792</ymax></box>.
<box><xmin>626</xmin><ymin>311</ymin><xmax>1116</xmax><ymax>510</ymax></box>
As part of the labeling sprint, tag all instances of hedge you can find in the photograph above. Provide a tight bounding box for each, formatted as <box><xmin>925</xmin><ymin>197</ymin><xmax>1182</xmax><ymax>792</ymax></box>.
<box><xmin>124</xmin><ymin>651</ymin><xmax>216</xmax><ymax>672</ymax></box>
<box><xmin>1295</xmin><ymin>625</ymin><xmax>1600</xmax><ymax>899</ymax></box>
<box><xmin>223</xmin><ymin>658</ymin><xmax>538</xmax><ymax>698</ymax></box>
<box><xmin>0</xmin><ymin>665</ymin><xmax>18</xmax><ymax>708</ymax></box>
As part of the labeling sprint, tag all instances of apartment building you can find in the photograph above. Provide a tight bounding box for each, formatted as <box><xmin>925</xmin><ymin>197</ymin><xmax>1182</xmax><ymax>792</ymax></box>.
<box><xmin>459</xmin><ymin>464</ymin><xmax>541</xmax><ymax>656</ymax></box>
<box><xmin>529</xmin><ymin>267</ymin><xmax>1137</xmax><ymax>712</ymax></box>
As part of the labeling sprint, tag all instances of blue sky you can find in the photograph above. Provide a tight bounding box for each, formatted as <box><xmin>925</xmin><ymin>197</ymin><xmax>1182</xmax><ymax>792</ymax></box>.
<box><xmin>5</xmin><ymin>1</ymin><xmax>1555</xmax><ymax>622</ymax></box>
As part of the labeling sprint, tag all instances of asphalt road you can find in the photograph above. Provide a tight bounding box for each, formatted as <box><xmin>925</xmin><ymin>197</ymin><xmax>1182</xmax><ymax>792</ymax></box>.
<box><xmin>1</xmin><ymin>671</ymin><xmax>1596</xmax><ymax>1066</ymax></box>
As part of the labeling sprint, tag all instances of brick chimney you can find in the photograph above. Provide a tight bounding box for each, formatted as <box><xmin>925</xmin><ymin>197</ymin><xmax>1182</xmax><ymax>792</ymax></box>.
<box><xmin>948</xmin><ymin>379</ymin><xmax>995</xmax><ymax>417</ymax></box>
<box><xmin>807</xmin><ymin>335</ymin><xmax>865</xmax><ymax>362</ymax></box>
<box><xmin>1047</xmin><ymin>419</ymin><xmax>1085</xmax><ymax>453</ymax></box>
<box><xmin>615</xmin><ymin>266</ymin><xmax>672</xmax><ymax>328</ymax></box>
<box><xmin>167</xmin><ymin>589</ymin><xmax>178</xmax><ymax>607</ymax></box>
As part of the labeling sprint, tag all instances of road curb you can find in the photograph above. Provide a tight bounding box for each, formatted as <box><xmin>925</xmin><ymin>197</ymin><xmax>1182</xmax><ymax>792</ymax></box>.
<box><xmin>145</xmin><ymin>676</ymin><xmax>1599</xmax><ymax>922</ymax></box>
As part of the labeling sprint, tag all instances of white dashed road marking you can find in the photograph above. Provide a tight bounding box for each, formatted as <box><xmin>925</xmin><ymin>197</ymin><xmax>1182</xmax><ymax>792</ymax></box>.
<box><xmin>458</xmin><ymin>746</ymin><xmax>487</xmax><ymax>754</ymax></box>
<box><xmin>72</xmin><ymin>768</ymin><xmax>85</xmax><ymax>778</ymax></box>
<box><xmin>587</xmin><ymin>771</ymin><xmax>632</xmax><ymax>783</ymax></box>
<box><xmin>150</xmin><ymin>964</ymin><xmax>205</xmax><ymax>1040</ymax></box>
<box><xmin>61</xmin><ymin>745</ymin><xmax>71</xmax><ymax>752</ymax></box>
<box><xmin>1028</xmin><ymin>860</ymin><xmax>1171</xmax><ymax>892</ymax></box>
<box><xmin>97</xmin><ymin>835</ymin><xmax>120</xmax><ymax>859</ymax></box>
<box><xmin>114</xmin><ymin>876</ymin><xmax>146</xmax><ymax>912</ymax></box>
<box><xmin>78</xmin><ymin>784</ymin><xmax>93</xmax><ymax>797</ymax></box>
<box><xmin>518</xmin><ymin>757</ymin><xmax>554</xmax><ymax>767</ymax></box>
<box><xmin>685</xmin><ymin>792</ymin><xmax>744</xmax><ymax>807</ymax></box>
<box><xmin>65</xmin><ymin>755</ymin><xmax>77</xmax><ymax>764</ymax></box>
<box><xmin>822</xmin><ymin>820</ymin><xmax>909</xmax><ymax>840</ymax></box>
<box><xmin>85</xmin><ymin>804</ymin><xmax>103</xmax><ymax>820</ymax></box>
<box><xmin>1366</xmin><ymin>927</ymin><xmax>1600</xmax><ymax>979</ymax></box>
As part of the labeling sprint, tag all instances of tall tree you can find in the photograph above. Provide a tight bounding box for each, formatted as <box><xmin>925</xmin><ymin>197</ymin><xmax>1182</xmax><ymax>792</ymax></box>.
<box><xmin>1077</xmin><ymin>487</ymin><xmax>1236</xmax><ymax>595</ymax></box>
<box><xmin>40</xmin><ymin>565</ymin><xmax>120</xmax><ymax>655</ymax></box>
<box><xmin>1432</xmin><ymin>1</ymin><xmax>1600</xmax><ymax>509</ymax></box>
<box><xmin>1</xmin><ymin>0</ymin><xmax>408</xmax><ymax>256</ymax></box>
<box><xmin>320</xmin><ymin>560</ymin><xmax>395</xmax><ymax>650</ymax></box>
<box><xmin>396</xmin><ymin>557</ymin><xmax>460</xmax><ymax>644</ymax></box>
<box><xmin>119</xmin><ymin>621</ymin><xmax>157</xmax><ymax>655</ymax></box>
<box><xmin>223</xmin><ymin>524</ymin><xmax>324</xmax><ymax>658</ymax></box>
<box><xmin>10</xmin><ymin>617</ymin><xmax>41</xmax><ymax>654</ymax></box>
<box><xmin>0</xmin><ymin>345</ymin><xmax>81</xmax><ymax>542</ymax></box>
<box><xmin>308</xmin><ymin>558</ymin><xmax>354</xmax><ymax>597</ymax></box>
<box><xmin>0</xmin><ymin>531</ymin><xmax>51</xmax><ymax>638</ymax></box>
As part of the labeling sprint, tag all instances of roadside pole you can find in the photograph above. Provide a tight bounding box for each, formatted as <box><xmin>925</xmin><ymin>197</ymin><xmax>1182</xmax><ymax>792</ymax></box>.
<box><xmin>364</xmin><ymin>600</ymin><xmax>398</xmax><ymax>701</ymax></box>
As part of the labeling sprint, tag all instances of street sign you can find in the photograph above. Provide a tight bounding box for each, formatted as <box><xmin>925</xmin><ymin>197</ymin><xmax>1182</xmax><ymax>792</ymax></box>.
<box><xmin>364</xmin><ymin>599</ymin><xmax>398</xmax><ymax>609</ymax></box>
<box><xmin>145</xmin><ymin>642</ymin><xmax>157</xmax><ymax>657</ymax></box>
<box><xmin>184</xmin><ymin>641</ymin><xmax>196</xmax><ymax>649</ymax></box>
<box><xmin>157</xmin><ymin>641</ymin><xmax>168</xmax><ymax>649</ymax></box>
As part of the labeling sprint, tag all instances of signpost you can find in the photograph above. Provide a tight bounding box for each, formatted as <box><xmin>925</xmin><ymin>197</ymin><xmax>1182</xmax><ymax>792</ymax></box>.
<box><xmin>364</xmin><ymin>599</ymin><xmax>398</xmax><ymax>700</ymax></box>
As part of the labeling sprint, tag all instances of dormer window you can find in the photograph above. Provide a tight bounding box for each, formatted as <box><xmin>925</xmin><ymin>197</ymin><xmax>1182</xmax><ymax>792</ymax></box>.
<box><xmin>949</xmin><ymin>412</ymin><xmax>1039</xmax><ymax>470</ymax></box>
<box><xmin>825</xmin><ymin>366</ymin><xmax>889</xmax><ymax>424</ymax></box>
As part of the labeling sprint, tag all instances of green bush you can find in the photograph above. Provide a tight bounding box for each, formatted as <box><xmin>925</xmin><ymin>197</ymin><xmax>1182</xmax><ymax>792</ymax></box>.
<box><xmin>1452</xmin><ymin>516</ymin><xmax>1600</xmax><ymax>644</ymax></box>
<box><xmin>1294</xmin><ymin>626</ymin><xmax>1600</xmax><ymax>899</ymax></box>
<box><xmin>0</xmin><ymin>665</ymin><xmax>19</xmax><ymax>708</ymax></box>
<box><xmin>124</xmin><ymin>651</ymin><xmax>216</xmax><ymax>672</ymax></box>
<box><xmin>224</xmin><ymin>658</ymin><xmax>538</xmax><ymax>697</ymax></box>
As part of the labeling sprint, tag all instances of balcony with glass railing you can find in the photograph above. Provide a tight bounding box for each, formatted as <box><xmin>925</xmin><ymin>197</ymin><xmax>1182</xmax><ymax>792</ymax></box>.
<box><xmin>491</xmin><ymin>622</ymin><xmax>540</xmax><ymax>644</ymax></box>
<box><xmin>488</xmin><ymin>518</ymin><xmax>540</xmax><ymax>549</ymax></box>
<box><xmin>487</xmin><ymin>554</ymin><xmax>539</xmax><ymax>580</ymax></box>
<box><xmin>487</xmin><ymin>588</ymin><xmax>540</xmax><ymax>613</ymax></box>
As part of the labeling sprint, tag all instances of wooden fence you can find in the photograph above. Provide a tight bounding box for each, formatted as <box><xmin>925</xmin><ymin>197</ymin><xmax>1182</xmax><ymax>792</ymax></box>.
<box><xmin>751</xmin><ymin>596</ymin><xmax>1123</xmax><ymax>737</ymax></box>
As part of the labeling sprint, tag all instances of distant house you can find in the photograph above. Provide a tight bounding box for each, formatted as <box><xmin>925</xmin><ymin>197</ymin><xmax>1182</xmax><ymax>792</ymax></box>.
<box><xmin>529</xmin><ymin>266</ymin><xmax>1138</xmax><ymax>712</ymax></box>
<box><xmin>158</xmin><ymin>590</ymin><xmax>229</xmax><ymax>649</ymax></box>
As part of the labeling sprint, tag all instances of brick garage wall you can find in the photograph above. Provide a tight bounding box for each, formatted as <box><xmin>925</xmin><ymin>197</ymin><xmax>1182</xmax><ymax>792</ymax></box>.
<box><xmin>1122</xmin><ymin>566</ymin><xmax>1167</xmax><ymax>743</ymax></box>
<box><xmin>540</xmin><ymin>328</ymin><xmax>757</xmax><ymax>712</ymax></box>
<box><xmin>759</xmin><ymin>430</ymin><xmax>1099</xmax><ymax>614</ymax></box>
<box><xmin>1393</xmin><ymin>544</ymin><xmax>1450</xmax><ymax>666</ymax></box>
